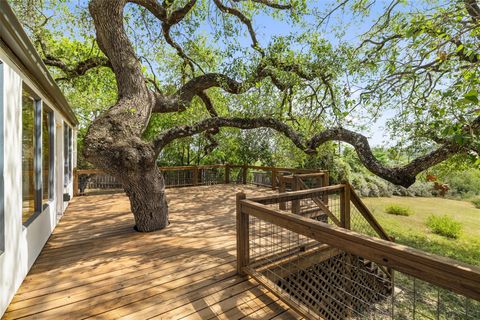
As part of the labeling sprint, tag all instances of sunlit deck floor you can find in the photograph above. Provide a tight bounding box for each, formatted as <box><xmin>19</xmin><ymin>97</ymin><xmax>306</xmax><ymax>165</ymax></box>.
<box><xmin>4</xmin><ymin>185</ymin><xmax>301</xmax><ymax>320</ymax></box>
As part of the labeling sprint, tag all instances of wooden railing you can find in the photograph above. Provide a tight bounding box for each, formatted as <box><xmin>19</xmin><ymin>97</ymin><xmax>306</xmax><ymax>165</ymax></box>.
<box><xmin>237</xmin><ymin>187</ymin><xmax>480</xmax><ymax>319</ymax></box>
<box><xmin>73</xmin><ymin>165</ymin><xmax>324</xmax><ymax>196</ymax></box>
<box><xmin>276</xmin><ymin>173</ymin><xmax>389</xmax><ymax>241</ymax></box>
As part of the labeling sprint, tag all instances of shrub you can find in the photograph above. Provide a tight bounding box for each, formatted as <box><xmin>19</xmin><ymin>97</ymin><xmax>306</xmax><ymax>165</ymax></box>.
<box><xmin>471</xmin><ymin>197</ymin><xmax>480</xmax><ymax>209</ymax></box>
<box><xmin>444</xmin><ymin>169</ymin><xmax>480</xmax><ymax>198</ymax></box>
<box><xmin>426</xmin><ymin>215</ymin><xmax>462</xmax><ymax>239</ymax></box>
<box><xmin>385</xmin><ymin>204</ymin><xmax>412</xmax><ymax>216</ymax></box>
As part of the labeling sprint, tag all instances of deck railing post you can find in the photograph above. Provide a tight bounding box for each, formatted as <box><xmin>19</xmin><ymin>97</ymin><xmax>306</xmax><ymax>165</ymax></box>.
<box><xmin>322</xmin><ymin>171</ymin><xmax>329</xmax><ymax>205</ymax></box>
<box><xmin>278</xmin><ymin>176</ymin><xmax>287</xmax><ymax>210</ymax></box>
<box><xmin>73</xmin><ymin>168</ymin><xmax>79</xmax><ymax>196</ymax></box>
<box><xmin>242</xmin><ymin>164</ymin><xmax>247</xmax><ymax>184</ymax></box>
<box><xmin>292</xmin><ymin>175</ymin><xmax>301</xmax><ymax>214</ymax></box>
<box><xmin>271</xmin><ymin>167</ymin><xmax>277</xmax><ymax>190</ymax></box>
<box><xmin>340</xmin><ymin>183</ymin><xmax>351</xmax><ymax>229</ymax></box>
<box><xmin>225</xmin><ymin>164</ymin><xmax>230</xmax><ymax>184</ymax></box>
<box><xmin>192</xmin><ymin>166</ymin><xmax>199</xmax><ymax>186</ymax></box>
<box><xmin>236</xmin><ymin>192</ymin><xmax>249</xmax><ymax>275</ymax></box>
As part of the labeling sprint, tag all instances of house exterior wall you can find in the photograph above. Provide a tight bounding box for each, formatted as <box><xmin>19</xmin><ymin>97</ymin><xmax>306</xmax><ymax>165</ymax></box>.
<box><xmin>0</xmin><ymin>49</ymin><xmax>77</xmax><ymax>316</ymax></box>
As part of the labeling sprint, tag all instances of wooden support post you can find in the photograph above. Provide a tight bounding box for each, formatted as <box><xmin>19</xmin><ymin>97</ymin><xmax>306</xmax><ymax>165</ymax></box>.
<box><xmin>271</xmin><ymin>167</ymin><xmax>277</xmax><ymax>190</ymax></box>
<box><xmin>340</xmin><ymin>184</ymin><xmax>351</xmax><ymax>229</ymax></box>
<box><xmin>344</xmin><ymin>253</ymin><xmax>353</xmax><ymax>318</ymax></box>
<box><xmin>73</xmin><ymin>168</ymin><xmax>79</xmax><ymax>196</ymax></box>
<box><xmin>322</xmin><ymin>171</ymin><xmax>329</xmax><ymax>205</ymax></box>
<box><xmin>192</xmin><ymin>166</ymin><xmax>199</xmax><ymax>186</ymax></box>
<box><xmin>236</xmin><ymin>192</ymin><xmax>249</xmax><ymax>275</ymax></box>
<box><xmin>291</xmin><ymin>175</ymin><xmax>301</xmax><ymax>214</ymax></box>
<box><xmin>278</xmin><ymin>176</ymin><xmax>286</xmax><ymax>210</ymax></box>
<box><xmin>242</xmin><ymin>164</ymin><xmax>247</xmax><ymax>184</ymax></box>
<box><xmin>225</xmin><ymin>164</ymin><xmax>230</xmax><ymax>184</ymax></box>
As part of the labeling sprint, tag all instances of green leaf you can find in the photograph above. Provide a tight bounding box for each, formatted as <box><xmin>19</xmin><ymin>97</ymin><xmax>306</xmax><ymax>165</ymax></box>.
<box><xmin>464</xmin><ymin>90</ymin><xmax>479</xmax><ymax>104</ymax></box>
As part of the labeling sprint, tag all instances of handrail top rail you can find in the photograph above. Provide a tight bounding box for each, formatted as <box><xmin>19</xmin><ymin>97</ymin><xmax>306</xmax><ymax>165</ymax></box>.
<box><xmin>247</xmin><ymin>184</ymin><xmax>346</xmax><ymax>204</ymax></box>
<box><xmin>239</xmin><ymin>198</ymin><xmax>480</xmax><ymax>300</ymax></box>
<box><xmin>76</xmin><ymin>164</ymin><xmax>326</xmax><ymax>174</ymax></box>
<box><xmin>279</xmin><ymin>172</ymin><xmax>327</xmax><ymax>180</ymax></box>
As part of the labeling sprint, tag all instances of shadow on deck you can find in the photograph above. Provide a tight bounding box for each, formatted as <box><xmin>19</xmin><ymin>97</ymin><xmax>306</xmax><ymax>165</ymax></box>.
<box><xmin>4</xmin><ymin>185</ymin><xmax>300</xmax><ymax>320</ymax></box>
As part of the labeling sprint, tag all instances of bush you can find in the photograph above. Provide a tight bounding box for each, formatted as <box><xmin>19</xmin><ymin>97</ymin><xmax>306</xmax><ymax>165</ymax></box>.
<box><xmin>444</xmin><ymin>169</ymin><xmax>480</xmax><ymax>198</ymax></box>
<box><xmin>426</xmin><ymin>215</ymin><xmax>462</xmax><ymax>239</ymax></box>
<box><xmin>385</xmin><ymin>204</ymin><xmax>412</xmax><ymax>216</ymax></box>
<box><xmin>471</xmin><ymin>197</ymin><xmax>480</xmax><ymax>209</ymax></box>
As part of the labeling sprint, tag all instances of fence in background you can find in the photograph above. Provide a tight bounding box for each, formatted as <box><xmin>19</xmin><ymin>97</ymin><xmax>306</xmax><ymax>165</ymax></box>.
<box><xmin>73</xmin><ymin>165</ymin><xmax>326</xmax><ymax>196</ymax></box>
<box><xmin>236</xmin><ymin>187</ymin><xmax>480</xmax><ymax>319</ymax></box>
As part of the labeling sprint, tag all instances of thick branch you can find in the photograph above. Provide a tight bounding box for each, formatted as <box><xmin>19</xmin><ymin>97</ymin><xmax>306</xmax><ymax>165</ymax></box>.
<box><xmin>43</xmin><ymin>55</ymin><xmax>111</xmax><ymax>81</ymax></box>
<box><xmin>152</xmin><ymin>73</ymin><xmax>253</xmax><ymax>112</ymax></box>
<box><xmin>232</xmin><ymin>0</ymin><xmax>292</xmax><ymax>10</ymax></box>
<box><xmin>465</xmin><ymin>0</ymin><xmax>480</xmax><ymax>22</ymax></box>
<box><xmin>152</xmin><ymin>58</ymin><xmax>324</xmax><ymax>113</ymax></box>
<box><xmin>154</xmin><ymin>116</ymin><xmax>305</xmax><ymax>151</ymax></box>
<box><xmin>154</xmin><ymin>116</ymin><xmax>478</xmax><ymax>187</ymax></box>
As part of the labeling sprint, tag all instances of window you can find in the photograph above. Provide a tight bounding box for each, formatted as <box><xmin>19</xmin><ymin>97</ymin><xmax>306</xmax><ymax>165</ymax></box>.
<box><xmin>63</xmin><ymin>123</ymin><xmax>72</xmax><ymax>189</ymax></box>
<box><xmin>42</xmin><ymin>106</ymin><xmax>54</xmax><ymax>203</ymax></box>
<box><xmin>22</xmin><ymin>84</ymin><xmax>53</xmax><ymax>225</ymax></box>
<box><xmin>22</xmin><ymin>86</ymin><xmax>36</xmax><ymax>223</ymax></box>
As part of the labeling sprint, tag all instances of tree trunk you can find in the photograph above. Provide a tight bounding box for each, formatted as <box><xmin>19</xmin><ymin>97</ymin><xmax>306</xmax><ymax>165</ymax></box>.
<box><xmin>123</xmin><ymin>165</ymin><xmax>169</xmax><ymax>232</ymax></box>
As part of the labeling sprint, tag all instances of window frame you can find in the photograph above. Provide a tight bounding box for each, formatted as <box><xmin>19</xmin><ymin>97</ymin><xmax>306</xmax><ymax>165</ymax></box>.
<box><xmin>0</xmin><ymin>61</ymin><xmax>4</xmax><ymax>254</ymax></box>
<box><xmin>22</xmin><ymin>84</ymin><xmax>52</xmax><ymax>227</ymax></box>
<box><xmin>63</xmin><ymin>122</ymin><xmax>72</xmax><ymax>190</ymax></box>
<box><xmin>42</xmin><ymin>105</ymin><xmax>55</xmax><ymax>203</ymax></box>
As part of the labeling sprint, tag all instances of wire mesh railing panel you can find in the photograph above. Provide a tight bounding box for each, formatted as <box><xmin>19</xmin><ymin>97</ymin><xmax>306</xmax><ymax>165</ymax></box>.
<box><xmin>248</xmin><ymin>214</ymin><xmax>318</xmax><ymax>268</ymax></box>
<box><xmin>198</xmin><ymin>167</ymin><xmax>225</xmax><ymax>185</ymax></box>
<box><xmin>250</xmin><ymin>171</ymin><xmax>272</xmax><ymax>187</ymax></box>
<box><xmin>78</xmin><ymin>173</ymin><xmax>123</xmax><ymax>195</ymax></box>
<box><xmin>350</xmin><ymin>205</ymin><xmax>380</xmax><ymax>238</ymax></box>
<box><xmin>228</xmin><ymin>167</ymin><xmax>245</xmax><ymax>184</ymax></box>
<box><xmin>370</xmin><ymin>271</ymin><xmax>480</xmax><ymax>320</ymax></box>
<box><xmin>162</xmin><ymin>169</ymin><xmax>194</xmax><ymax>187</ymax></box>
<box><xmin>241</xmin><ymin>192</ymin><xmax>480</xmax><ymax>320</ymax></box>
<box><xmin>258</xmin><ymin>188</ymin><xmax>343</xmax><ymax>226</ymax></box>
<box><xmin>247</xmin><ymin>212</ymin><xmax>394</xmax><ymax>320</ymax></box>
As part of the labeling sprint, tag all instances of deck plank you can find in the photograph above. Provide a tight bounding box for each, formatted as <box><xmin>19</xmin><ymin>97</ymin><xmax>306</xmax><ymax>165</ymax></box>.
<box><xmin>3</xmin><ymin>185</ymin><xmax>298</xmax><ymax>320</ymax></box>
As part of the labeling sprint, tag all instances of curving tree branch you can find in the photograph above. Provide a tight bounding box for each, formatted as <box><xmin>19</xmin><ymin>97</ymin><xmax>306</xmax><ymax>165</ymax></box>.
<box><xmin>465</xmin><ymin>0</ymin><xmax>480</xmax><ymax>22</ymax></box>
<box><xmin>232</xmin><ymin>0</ymin><xmax>292</xmax><ymax>10</ymax></box>
<box><xmin>154</xmin><ymin>115</ymin><xmax>480</xmax><ymax>187</ymax></box>
<box><xmin>43</xmin><ymin>55</ymin><xmax>111</xmax><ymax>81</ymax></box>
<box><xmin>213</xmin><ymin>0</ymin><xmax>264</xmax><ymax>53</ymax></box>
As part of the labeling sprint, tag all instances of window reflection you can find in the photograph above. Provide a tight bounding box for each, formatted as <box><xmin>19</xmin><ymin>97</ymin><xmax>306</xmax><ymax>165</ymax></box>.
<box><xmin>22</xmin><ymin>89</ymin><xmax>35</xmax><ymax>223</ymax></box>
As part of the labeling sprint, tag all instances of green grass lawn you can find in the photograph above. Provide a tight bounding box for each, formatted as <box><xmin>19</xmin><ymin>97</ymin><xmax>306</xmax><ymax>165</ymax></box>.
<box><xmin>361</xmin><ymin>196</ymin><xmax>480</xmax><ymax>266</ymax></box>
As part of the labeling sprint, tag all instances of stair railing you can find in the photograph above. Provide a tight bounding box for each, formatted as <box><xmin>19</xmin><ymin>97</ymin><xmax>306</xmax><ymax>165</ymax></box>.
<box><xmin>237</xmin><ymin>188</ymin><xmax>480</xmax><ymax>320</ymax></box>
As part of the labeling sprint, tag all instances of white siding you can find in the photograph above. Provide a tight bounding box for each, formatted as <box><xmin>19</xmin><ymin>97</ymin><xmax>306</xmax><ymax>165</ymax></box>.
<box><xmin>0</xmin><ymin>49</ymin><xmax>76</xmax><ymax>315</ymax></box>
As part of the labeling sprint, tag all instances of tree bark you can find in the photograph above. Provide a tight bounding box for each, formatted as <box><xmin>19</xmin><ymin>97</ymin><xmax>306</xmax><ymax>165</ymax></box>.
<box><xmin>124</xmin><ymin>166</ymin><xmax>169</xmax><ymax>232</ymax></box>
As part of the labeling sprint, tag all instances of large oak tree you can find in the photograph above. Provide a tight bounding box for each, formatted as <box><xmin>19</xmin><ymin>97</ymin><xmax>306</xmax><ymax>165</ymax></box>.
<box><xmin>14</xmin><ymin>0</ymin><xmax>480</xmax><ymax>231</ymax></box>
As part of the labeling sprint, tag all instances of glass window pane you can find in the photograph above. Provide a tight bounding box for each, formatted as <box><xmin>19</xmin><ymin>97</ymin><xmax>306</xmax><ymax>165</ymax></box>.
<box><xmin>22</xmin><ymin>89</ymin><xmax>35</xmax><ymax>223</ymax></box>
<box><xmin>63</xmin><ymin>124</ymin><xmax>73</xmax><ymax>190</ymax></box>
<box><xmin>42</xmin><ymin>108</ymin><xmax>51</xmax><ymax>203</ymax></box>
<box><xmin>64</xmin><ymin>124</ymin><xmax>68</xmax><ymax>188</ymax></box>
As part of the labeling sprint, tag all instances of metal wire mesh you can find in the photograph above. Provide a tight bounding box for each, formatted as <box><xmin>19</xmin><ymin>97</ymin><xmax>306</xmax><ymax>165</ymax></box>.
<box><xmin>162</xmin><ymin>169</ymin><xmax>194</xmax><ymax>187</ymax></box>
<box><xmin>246</xmin><ymin>195</ymin><xmax>480</xmax><ymax>320</ymax></box>
<box><xmin>248</xmin><ymin>208</ymin><xmax>393</xmax><ymax>319</ymax></box>
<box><xmin>350</xmin><ymin>204</ymin><xmax>380</xmax><ymax>238</ymax></box>
<box><xmin>78</xmin><ymin>173</ymin><xmax>123</xmax><ymax>195</ymax></box>
<box><xmin>250</xmin><ymin>170</ymin><xmax>272</xmax><ymax>187</ymax></box>
<box><xmin>198</xmin><ymin>167</ymin><xmax>224</xmax><ymax>185</ymax></box>
<box><xmin>261</xmin><ymin>189</ymin><xmax>340</xmax><ymax>224</ymax></box>
<box><xmin>228</xmin><ymin>167</ymin><xmax>245</xmax><ymax>184</ymax></box>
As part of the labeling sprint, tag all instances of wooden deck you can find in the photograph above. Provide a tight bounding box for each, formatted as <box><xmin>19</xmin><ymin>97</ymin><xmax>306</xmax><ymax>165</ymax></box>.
<box><xmin>3</xmin><ymin>185</ymin><xmax>301</xmax><ymax>319</ymax></box>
